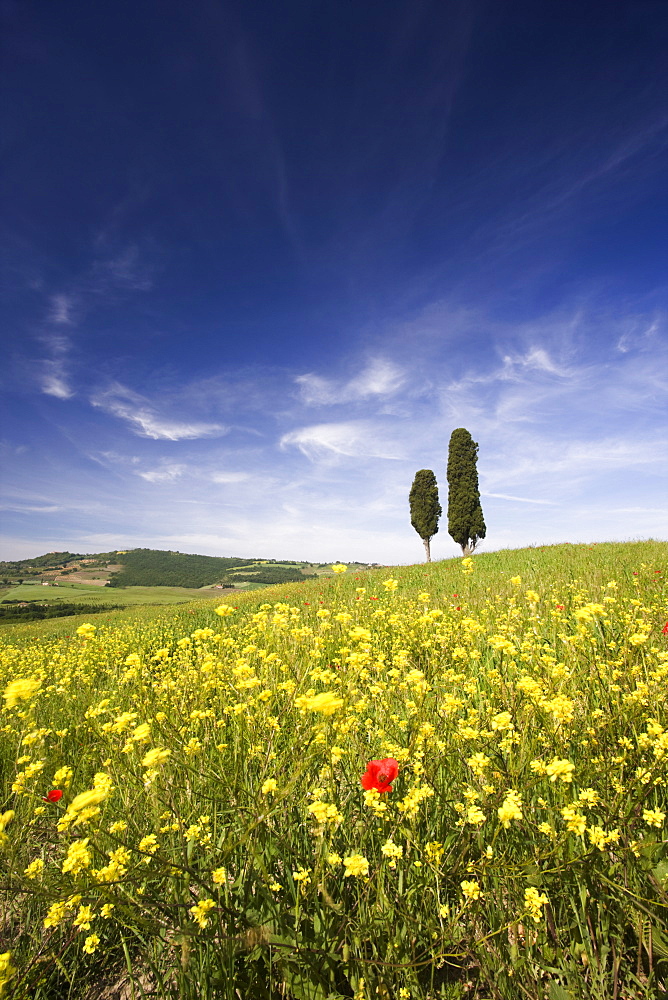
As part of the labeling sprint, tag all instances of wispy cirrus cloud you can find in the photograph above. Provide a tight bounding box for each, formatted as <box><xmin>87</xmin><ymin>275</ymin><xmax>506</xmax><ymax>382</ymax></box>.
<box><xmin>137</xmin><ymin>464</ymin><xmax>188</xmax><ymax>483</ymax></box>
<box><xmin>482</xmin><ymin>492</ymin><xmax>558</xmax><ymax>505</ymax></box>
<box><xmin>295</xmin><ymin>358</ymin><xmax>405</xmax><ymax>406</ymax></box>
<box><xmin>280</xmin><ymin>419</ymin><xmax>405</xmax><ymax>461</ymax></box>
<box><xmin>47</xmin><ymin>294</ymin><xmax>77</xmax><ymax>325</ymax></box>
<box><xmin>91</xmin><ymin>383</ymin><xmax>228</xmax><ymax>441</ymax></box>
<box><xmin>39</xmin><ymin>334</ymin><xmax>74</xmax><ymax>399</ymax></box>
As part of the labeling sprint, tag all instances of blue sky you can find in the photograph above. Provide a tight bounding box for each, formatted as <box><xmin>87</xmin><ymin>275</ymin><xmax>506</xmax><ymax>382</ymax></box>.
<box><xmin>2</xmin><ymin>0</ymin><xmax>667</xmax><ymax>564</ymax></box>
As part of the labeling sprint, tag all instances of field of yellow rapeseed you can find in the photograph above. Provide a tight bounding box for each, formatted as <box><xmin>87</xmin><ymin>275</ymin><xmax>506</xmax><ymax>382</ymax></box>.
<box><xmin>0</xmin><ymin>540</ymin><xmax>667</xmax><ymax>999</ymax></box>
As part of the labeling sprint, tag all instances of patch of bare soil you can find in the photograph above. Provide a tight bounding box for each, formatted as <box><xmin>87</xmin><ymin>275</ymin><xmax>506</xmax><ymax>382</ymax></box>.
<box><xmin>58</xmin><ymin>571</ymin><xmax>111</xmax><ymax>586</ymax></box>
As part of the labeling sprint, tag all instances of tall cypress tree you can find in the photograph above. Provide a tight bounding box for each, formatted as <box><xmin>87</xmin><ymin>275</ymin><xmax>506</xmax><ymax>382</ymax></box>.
<box><xmin>447</xmin><ymin>429</ymin><xmax>486</xmax><ymax>555</ymax></box>
<box><xmin>409</xmin><ymin>469</ymin><xmax>441</xmax><ymax>562</ymax></box>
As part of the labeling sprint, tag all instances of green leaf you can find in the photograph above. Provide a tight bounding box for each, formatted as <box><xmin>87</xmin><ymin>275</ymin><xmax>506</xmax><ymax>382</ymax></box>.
<box><xmin>548</xmin><ymin>983</ymin><xmax>573</xmax><ymax>1000</ymax></box>
<box><xmin>282</xmin><ymin>965</ymin><xmax>331</xmax><ymax>1000</ymax></box>
<box><xmin>653</xmin><ymin>860</ymin><xmax>668</xmax><ymax>885</ymax></box>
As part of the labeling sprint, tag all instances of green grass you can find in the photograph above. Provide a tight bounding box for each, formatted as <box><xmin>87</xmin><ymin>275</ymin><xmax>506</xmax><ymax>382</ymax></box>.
<box><xmin>1</xmin><ymin>582</ymin><xmax>208</xmax><ymax>606</ymax></box>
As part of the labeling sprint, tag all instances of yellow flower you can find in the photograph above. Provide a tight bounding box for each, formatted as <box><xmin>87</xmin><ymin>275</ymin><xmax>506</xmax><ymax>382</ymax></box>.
<box><xmin>331</xmin><ymin>564</ymin><xmax>348</xmax><ymax>574</ymax></box>
<box><xmin>74</xmin><ymin>904</ymin><xmax>94</xmax><ymax>930</ymax></box>
<box><xmin>460</xmin><ymin>879</ymin><xmax>482</xmax><ymax>900</ymax></box>
<box><xmin>68</xmin><ymin>787</ymin><xmax>109</xmax><ymax>813</ymax></box>
<box><xmin>424</xmin><ymin>841</ymin><xmax>444</xmax><ymax>865</ymax></box>
<box><xmin>524</xmin><ymin>886</ymin><xmax>549</xmax><ymax>922</ymax></box>
<box><xmin>138</xmin><ymin>834</ymin><xmax>159</xmax><ymax>859</ymax></box>
<box><xmin>3</xmin><ymin>677</ymin><xmax>41</xmax><ymax>709</ymax></box>
<box><xmin>308</xmin><ymin>801</ymin><xmax>343</xmax><ymax>825</ymax></box>
<box><xmin>561</xmin><ymin>805</ymin><xmax>586</xmax><ymax>836</ymax></box>
<box><xmin>292</xmin><ymin>866</ymin><xmax>311</xmax><ymax>884</ymax></box>
<box><xmin>0</xmin><ymin>811</ymin><xmax>15</xmax><ymax>833</ymax></box>
<box><xmin>24</xmin><ymin>858</ymin><xmax>44</xmax><ymax>879</ymax></box>
<box><xmin>498</xmin><ymin>791</ymin><xmax>523</xmax><ymax>828</ymax></box>
<box><xmin>343</xmin><ymin>854</ymin><xmax>369</xmax><ymax>878</ymax></box>
<box><xmin>212</xmin><ymin>867</ymin><xmax>227</xmax><ymax>884</ymax></box>
<box><xmin>44</xmin><ymin>901</ymin><xmax>69</xmax><ymax>928</ymax></box>
<box><xmin>62</xmin><ymin>839</ymin><xmax>92</xmax><ymax>875</ymax></box>
<box><xmin>214</xmin><ymin>604</ymin><xmax>235</xmax><ymax>617</ymax></box>
<box><xmin>295</xmin><ymin>692</ymin><xmax>344</xmax><ymax>715</ymax></box>
<box><xmin>466</xmin><ymin>753</ymin><xmax>491</xmax><ymax>775</ymax></box>
<box><xmin>525</xmin><ymin>590</ymin><xmax>540</xmax><ymax>603</ymax></box>
<box><xmin>643</xmin><ymin>808</ymin><xmax>665</xmax><ymax>828</ymax></box>
<box><xmin>466</xmin><ymin>805</ymin><xmax>486</xmax><ymax>826</ymax></box>
<box><xmin>509</xmin><ymin>576</ymin><xmax>521</xmax><ymax>587</ymax></box>
<box><xmin>83</xmin><ymin>934</ymin><xmax>100</xmax><ymax>954</ymax></box>
<box><xmin>578</xmin><ymin>788</ymin><xmax>600</xmax><ymax>807</ymax></box>
<box><xmin>190</xmin><ymin>898</ymin><xmax>216</xmax><ymax>928</ymax></box>
<box><xmin>261</xmin><ymin>778</ymin><xmax>278</xmax><ymax>795</ymax></box>
<box><xmin>76</xmin><ymin>623</ymin><xmax>96</xmax><ymax>638</ymax></box>
<box><xmin>381</xmin><ymin>840</ymin><xmax>403</xmax><ymax>863</ymax></box>
<box><xmin>545</xmin><ymin>758</ymin><xmax>575</xmax><ymax>783</ymax></box>
<box><xmin>491</xmin><ymin>711</ymin><xmax>513</xmax><ymax>732</ymax></box>
<box><xmin>382</xmin><ymin>578</ymin><xmax>399</xmax><ymax>591</ymax></box>
<box><xmin>53</xmin><ymin>765</ymin><xmax>73</xmax><ymax>788</ymax></box>
<box><xmin>141</xmin><ymin>747</ymin><xmax>171</xmax><ymax>768</ymax></box>
<box><xmin>0</xmin><ymin>951</ymin><xmax>16</xmax><ymax>992</ymax></box>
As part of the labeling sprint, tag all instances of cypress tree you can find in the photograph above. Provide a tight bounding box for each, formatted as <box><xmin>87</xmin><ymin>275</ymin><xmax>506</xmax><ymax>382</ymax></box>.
<box><xmin>447</xmin><ymin>428</ymin><xmax>486</xmax><ymax>555</ymax></box>
<box><xmin>409</xmin><ymin>469</ymin><xmax>442</xmax><ymax>562</ymax></box>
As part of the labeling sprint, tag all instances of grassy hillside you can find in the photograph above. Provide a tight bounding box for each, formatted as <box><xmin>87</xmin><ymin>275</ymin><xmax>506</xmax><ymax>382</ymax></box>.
<box><xmin>1</xmin><ymin>581</ymin><xmax>208</xmax><ymax>606</ymax></box>
<box><xmin>1</xmin><ymin>539</ymin><xmax>666</xmax><ymax>998</ymax></box>
<box><xmin>0</xmin><ymin>548</ymin><xmax>325</xmax><ymax>592</ymax></box>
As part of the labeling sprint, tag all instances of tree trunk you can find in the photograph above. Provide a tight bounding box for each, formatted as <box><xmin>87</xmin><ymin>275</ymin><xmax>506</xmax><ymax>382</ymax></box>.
<box><xmin>423</xmin><ymin>537</ymin><xmax>431</xmax><ymax>562</ymax></box>
<box><xmin>461</xmin><ymin>543</ymin><xmax>471</xmax><ymax>556</ymax></box>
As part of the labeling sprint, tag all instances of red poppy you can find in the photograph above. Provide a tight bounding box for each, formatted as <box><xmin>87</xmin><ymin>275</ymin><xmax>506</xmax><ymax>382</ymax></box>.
<box><xmin>360</xmin><ymin>758</ymin><xmax>399</xmax><ymax>793</ymax></box>
<box><xmin>44</xmin><ymin>789</ymin><xmax>63</xmax><ymax>803</ymax></box>
<box><xmin>662</xmin><ymin>622</ymin><xmax>668</xmax><ymax>635</ymax></box>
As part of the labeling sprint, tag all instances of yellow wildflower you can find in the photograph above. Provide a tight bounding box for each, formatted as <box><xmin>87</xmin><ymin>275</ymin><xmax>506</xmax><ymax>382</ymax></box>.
<box><xmin>3</xmin><ymin>677</ymin><xmax>41</xmax><ymax>709</ymax></box>
<box><xmin>524</xmin><ymin>886</ymin><xmax>549</xmax><ymax>922</ymax></box>
<box><xmin>62</xmin><ymin>839</ymin><xmax>92</xmax><ymax>875</ymax></box>
<box><xmin>76</xmin><ymin>623</ymin><xmax>96</xmax><ymax>638</ymax></box>
<box><xmin>295</xmin><ymin>691</ymin><xmax>344</xmax><ymax>715</ymax></box>
<box><xmin>190</xmin><ymin>898</ymin><xmax>216</xmax><ymax>928</ymax></box>
<box><xmin>461</xmin><ymin>879</ymin><xmax>482</xmax><ymax>900</ymax></box>
<box><xmin>545</xmin><ymin>758</ymin><xmax>575</xmax><ymax>783</ymax></box>
<box><xmin>24</xmin><ymin>858</ymin><xmax>44</xmax><ymax>879</ymax></box>
<box><xmin>83</xmin><ymin>934</ymin><xmax>100</xmax><ymax>954</ymax></box>
<box><xmin>343</xmin><ymin>854</ymin><xmax>369</xmax><ymax>877</ymax></box>
<box><xmin>498</xmin><ymin>791</ymin><xmax>523</xmax><ymax>828</ymax></box>
<box><xmin>643</xmin><ymin>808</ymin><xmax>665</xmax><ymax>828</ymax></box>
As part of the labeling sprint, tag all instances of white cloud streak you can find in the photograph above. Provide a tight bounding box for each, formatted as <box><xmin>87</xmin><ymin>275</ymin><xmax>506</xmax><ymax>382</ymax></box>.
<box><xmin>296</xmin><ymin>358</ymin><xmax>405</xmax><ymax>406</ymax></box>
<box><xmin>280</xmin><ymin>420</ymin><xmax>404</xmax><ymax>461</ymax></box>
<box><xmin>91</xmin><ymin>383</ymin><xmax>228</xmax><ymax>440</ymax></box>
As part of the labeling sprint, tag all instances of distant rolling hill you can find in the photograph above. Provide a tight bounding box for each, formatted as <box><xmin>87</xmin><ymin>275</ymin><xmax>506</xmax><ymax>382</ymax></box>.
<box><xmin>0</xmin><ymin>548</ymin><xmax>320</xmax><ymax>591</ymax></box>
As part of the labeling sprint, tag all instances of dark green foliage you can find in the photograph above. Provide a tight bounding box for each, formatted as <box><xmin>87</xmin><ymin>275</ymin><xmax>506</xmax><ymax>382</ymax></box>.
<box><xmin>107</xmin><ymin>550</ymin><xmax>314</xmax><ymax>588</ymax></box>
<box><xmin>0</xmin><ymin>601</ymin><xmax>123</xmax><ymax>624</ymax></box>
<box><xmin>409</xmin><ymin>470</ymin><xmax>441</xmax><ymax>561</ymax></box>
<box><xmin>447</xmin><ymin>428</ymin><xmax>486</xmax><ymax>554</ymax></box>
